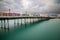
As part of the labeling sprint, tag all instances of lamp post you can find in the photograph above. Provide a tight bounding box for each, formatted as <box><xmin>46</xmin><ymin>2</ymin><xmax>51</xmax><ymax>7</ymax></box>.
<box><xmin>9</xmin><ymin>9</ymin><xmax>10</xmax><ymax>13</ymax></box>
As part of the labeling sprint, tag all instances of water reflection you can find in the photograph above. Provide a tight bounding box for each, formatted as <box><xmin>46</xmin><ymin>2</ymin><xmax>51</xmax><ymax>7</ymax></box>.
<box><xmin>0</xmin><ymin>18</ymin><xmax>39</xmax><ymax>31</ymax></box>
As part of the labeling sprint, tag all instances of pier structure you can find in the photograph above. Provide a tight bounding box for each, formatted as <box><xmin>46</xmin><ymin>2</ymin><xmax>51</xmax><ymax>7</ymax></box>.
<box><xmin>0</xmin><ymin>16</ymin><xmax>55</xmax><ymax>32</ymax></box>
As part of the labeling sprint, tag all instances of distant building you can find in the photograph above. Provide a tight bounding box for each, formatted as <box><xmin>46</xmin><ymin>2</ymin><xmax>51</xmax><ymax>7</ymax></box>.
<box><xmin>49</xmin><ymin>14</ymin><xmax>57</xmax><ymax>17</ymax></box>
<box><xmin>28</xmin><ymin>13</ymin><xmax>33</xmax><ymax>16</ymax></box>
<box><xmin>57</xmin><ymin>14</ymin><xmax>60</xmax><ymax>17</ymax></box>
<box><xmin>0</xmin><ymin>12</ymin><xmax>3</xmax><ymax>16</ymax></box>
<box><xmin>0</xmin><ymin>12</ymin><xmax>20</xmax><ymax>16</ymax></box>
<box><xmin>21</xmin><ymin>14</ymin><xmax>29</xmax><ymax>16</ymax></box>
<box><xmin>40</xmin><ymin>14</ymin><xmax>48</xmax><ymax>17</ymax></box>
<box><xmin>32</xmin><ymin>13</ymin><xmax>40</xmax><ymax>17</ymax></box>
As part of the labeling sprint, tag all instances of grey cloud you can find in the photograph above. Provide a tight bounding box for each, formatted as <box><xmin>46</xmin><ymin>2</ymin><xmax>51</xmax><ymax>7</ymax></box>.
<box><xmin>0</xmin><ymin>8</ymin><xmax>8</xmax><ymax>12</ymax></box>
<box><xmin>54</xmin><ymin>0</ymin><xmax>60</xmax><ymax>3</ymax></box>
<box><xmin>0</xmin><ymin>0</ymin><xmax>3</xmax><ymax>1</ymax></box>
<box><xmin>0</xmin><ymin>0</ymin><xmax>60</xmax><ymax>14</ymax></box>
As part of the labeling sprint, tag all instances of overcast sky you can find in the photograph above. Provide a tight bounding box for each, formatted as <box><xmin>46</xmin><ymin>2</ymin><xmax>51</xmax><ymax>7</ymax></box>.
<box><xmin>0</xmin><ymin>0</ymin><xmax>60</xmax><ymax>14</ymax></box>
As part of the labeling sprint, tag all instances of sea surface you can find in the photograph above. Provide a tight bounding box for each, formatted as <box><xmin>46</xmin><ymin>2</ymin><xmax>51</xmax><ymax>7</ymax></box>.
<box><xmin>0</xmin><ymin>19</ymin><xmax>60</xmax><ymax>40</ymax></box>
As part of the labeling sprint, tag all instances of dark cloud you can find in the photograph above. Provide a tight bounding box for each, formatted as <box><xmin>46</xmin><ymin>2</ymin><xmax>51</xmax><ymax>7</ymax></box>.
<box><xmin>54</xmin><ymin>0</ymin><xmax>60</xmax><ymax>3</ymax></box>
<box><xmin>0</xmin><ymin>0</ymin><xmax>3</xmax><ymax>1</ymax></box>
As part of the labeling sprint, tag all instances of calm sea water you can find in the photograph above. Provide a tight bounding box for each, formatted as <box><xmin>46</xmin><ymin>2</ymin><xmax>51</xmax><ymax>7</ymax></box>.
<box><xmin>0</xmin><ymin>19</ymin><xmax>60</xmax><ymax>40</ymax></box>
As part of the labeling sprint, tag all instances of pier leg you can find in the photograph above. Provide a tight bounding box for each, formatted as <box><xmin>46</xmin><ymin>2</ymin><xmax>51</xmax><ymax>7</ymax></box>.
<box><xmin>4</xmin><ymin>19</ymin><xmax>6</xmax><ymax>32</ymax></box>
<box><xmin>17</xmin><ymin>19</ymin><xmax>19</xmax><ymax>28</ymax></box>
<box><xmin>26</xmin><ymin>17</ymin><xmax>28</xmax><ymax>24</ymax></box>
<box><xmin>33</xmin><ymin>18</ymin><xmax>34</xmax><ymax>24</ymax></box>
<box><xmin>14</xmin><ymin>19</ymin><xmax>16</xmax><ymax>29</ymax></box>
<box><xmin>38</xmin><ymin>18</ymin><xmax>41</xmax><ymax>22</ymax></box>
<box><xmin>26</xmin><ymin>18</ymin><xmax>29</xmax><ymax>27</ymax></box>
<box><xmin>27</xmin><ymin>18</ymin><xmax>29</xmax><ymax>24</ymax></box>
<box><xmin>37</xmin><ymin>18</ymin><xmax>39</xmax><ymax>22</ymax></box>
<box><xmin>21</xmin><ymin>19</ymin><xmax>22</xmax><ymax>27</ymax></box>
<box><xmin>30</xmin><ymin>18</ymin><xmax>31</xmax><ymax>24</ymax></box>
<box><xmin>24</xmin><ymin>19</ymin><xmax>26</xmax><ymax>27</ymax></box>
<box><xmin>41</xmin><ymin>17</ymin><xmax>42</xmax><ymax>20</ymax></box>
<box><xmin>7</xmin><ymin>19</ymin><xmax>9</xmax><ymax>31</ymax></box>
<box><xmin>1</xmin><ymin>20</ymin><xmax>3</xmax><ymax>32</ymax></box>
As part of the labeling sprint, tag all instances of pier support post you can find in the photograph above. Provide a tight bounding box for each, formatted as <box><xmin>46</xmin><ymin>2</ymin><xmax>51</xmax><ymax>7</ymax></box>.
<box><xmin>24</xmin><ymin>18</ymin><xmax>26</xmax><ymax>27</ymax></box>
<box><xmin>33</xmin><ymin>18</ymin><xmax>34</xmax><ymax>24</ymax></box>
<box><xmin>26</xmin><ymin>17</ymin><xmax>28</xmax><ymax>24</ymax></box>
<box><xmin>1</xmin><ymin>20</ymin><xmax>3</xmax><ymax>31</ymax></box>
<box><xmin>38</xmin><ymin>18</ymin><xmax>40</xmax><ymax>22</ymax></box>
<box><xmin>7</xmin><ymin>19</ymin><xmax>9</xmax><ymax>31</ymax></box>
<box><xmin>17</xmin><ymin>19</ymin><xmax>19</xmax><ymax>28</ymax></box>
<box><xmin>30</xmin><ymin>18</ymin><xmax>31</xmax><ymax>24</ymax></box>
<box><xmin>27</xmin><ymin>18</ymin><xmax>29</xmax><ymax>24</ymax></box>
<box><xmin>21</xmin><ymin>19</ymin><xmax>22</xmax><ymax>27</ymax></box>
<box><xmin>4</xmin><ymin>19</ymin><xmax>6</xmax><ymax>32</ymax></box>
<box><xmin>14</xmin><ymin>19</ymin><xmax>16</xmax><ymax>29</ymax></box>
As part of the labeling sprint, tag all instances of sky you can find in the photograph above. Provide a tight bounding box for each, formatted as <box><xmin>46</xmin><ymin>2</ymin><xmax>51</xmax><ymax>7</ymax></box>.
<box><xmin>0</xmin><ymin>0</ymin><xmax>60</xmax><ymax>14</ymax></box>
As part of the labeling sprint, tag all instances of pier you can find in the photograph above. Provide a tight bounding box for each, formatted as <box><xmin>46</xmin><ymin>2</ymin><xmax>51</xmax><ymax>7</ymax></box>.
<box><xmin>0</xmin><ymin>16</ymin><xmax>54</xmax><ymax>32</ymax></box>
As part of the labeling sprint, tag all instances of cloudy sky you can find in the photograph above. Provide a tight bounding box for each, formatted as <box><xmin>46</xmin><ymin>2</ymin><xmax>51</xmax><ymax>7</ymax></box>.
<box><xmin>0</xmin><ymin>0</ymin><xmax>60</xmax><ymax>14</ymax></box>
